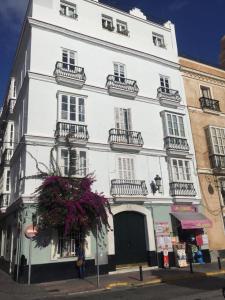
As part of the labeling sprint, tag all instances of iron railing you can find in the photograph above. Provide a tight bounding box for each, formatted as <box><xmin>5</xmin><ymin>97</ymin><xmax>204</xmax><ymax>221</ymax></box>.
<box><xmin>54</xmin><ymin>62</ymin><xmax>86</xmax><ymax>82</ymax></box>
<box><xmin>199</xmin><ymin>97</ymin><xmax>220</xmax><ymax>112</ymax></box>
<box><xmin>109</xmin><ymin>128</ymin><xmax>143</xmax><ymax>146</ymax></box>
<box><xmin>164</xmin><ymin>136</ymin><xmax>189</xmax><ymax>152</ymax></box>
<box><xmin>169</xmin><ymin>182</ymin><xmax>196</xmax><ymax>197</ymax></box>
<box><xmin>210</xmin><ymin>154</ymin><xmax>225</xmax><ymax>169</ymax></box>
<box><xmin>111</xmin><ymin>179</ymin><xmax>148</xmax><ymax>196</ymax></box>
<box><xmin>157</xmin><ymin>87</ymin><xmax>181</xmax><ymax>101</ymax></box>
<box><xmin>106</xmin><ymin>75</ymin><xmax>139</xmax><ymax>93</ymax></box>
<box><xmin>55</xmin><ymin>122</ymin><xmax>89</xmax><ymax>141</ymax></box>
<box><xmin>0</xmin><ymin>194</ymin><xmax>10</xmax><ymax>208</ymax></box>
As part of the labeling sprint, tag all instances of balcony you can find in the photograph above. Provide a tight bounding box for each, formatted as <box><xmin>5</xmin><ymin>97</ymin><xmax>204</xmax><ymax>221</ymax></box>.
<box><xmin>108</xmin><ymin>128</ymin><xmax>143</xmax><ymax>152</ymax></box>
<box><xmin>106</xmin><ymin>75</ymin><xmax>139</xmax><ymax>99</ymax></box>
<box><xmin>169</xmin><ymin>182</ymin><xmax>196</xmax><ymax>197</ymax></box>
<box><xmin>164</xmin><ymin>136</ymin><xmax>189</xmax><ymax>154</ymax></box>
<box><xmin>157</xmin><ymin>87</ymin><xmax>181</xmax><ymax>107</ymax></box>
<box><xmin>111</xmin><ymin>179</ymin><xmax>148</xmax><ymax>197</ymax></box>
<box><xmin>54</xmin><ymin>62</ymin><xmax>86</xmax><ymax>88</ymax></box>
<box><xmin>210</xmin><ymin>154</ymin><xmax>225</xmax><ymax>173</ymax></box>
<box><xmin>55</xmin><ymin>122</ymin><xmax>89</xmax><ymax>145</ymax></box>
<box><xmin>199</xmin><ymin>97</ymin><xmax>220</xmax><ymax>112</ymax></box>
<box><xmin>0</xmin><ymin>194</ymin><xmax>10</xmax><ymax>212</ymax></box>
<box><xmin>1</xmin><ymin>148</ymin><xmax>13</xmax><ymax>165</ymax></box>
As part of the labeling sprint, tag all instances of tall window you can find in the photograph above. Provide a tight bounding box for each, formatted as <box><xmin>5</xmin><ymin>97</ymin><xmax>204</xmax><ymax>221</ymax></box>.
<box><xmin>206</xmin><ymin>126</ymin><xmax>225</xmax><ymax>155</ymax></box>
<box><xmin>6</xmin><ymin>171</ymin><xmax>10</xmax><ymax>192</ymax></box>
<box><xmin>61</xmin><ymin>149</ymin><xmax>87</xmax><ymax>177</ymax></box>
<box><xmin>114</xmin><ymin>63</ymin><xmax>125</xmax><ymax>82</ymax></box>
<box><xmin>118</xmin><ymin>157</ymin><xmax>135</xmax><ymax>180</ymax></box>
<box><xmin>102</xmin><ymin>15</ymin><xmax>114</xmax><ymax>31</ymax></box>
<box><xmin>171</xmin><ymin>159</ymin><xmax>191</xmax><ymax>182</ymax></box>
<box><xmin>62</xmin><ymin>49</ymin><xmax>76</xmax><ymax>71</ymax></box>
<box><xmin>153</xmin><ymin>33</ymin><xmax>165</xmax><ymax>48</ymax></box>
<box><xmin>200</xmin><ymin>86</ymin><xmax>212</xmax><ymax>99</ymax></box>
<box><xmin>60</xmin><ymin>1</ymin><xmax>77</xmax><ymax>19</ymax></box>
<box><xmin>160</xmin><ymin>75</ymin><xmax>170</xmax><ymax>93</ymax></box>
<box><xmin>114</xmin><ymin>108</ymin><xmax>132</xmax><ymax>131</ymax></box>
<box><xmin>60</xmin><ymin>95</ymin><xmax>85</xmax><ymax>123</ymax></box>
<box><xmin>9</xmin><ymin>124</ymin><xmax>14</xmax><ymax>147</ymax></box>
<box><xmin>162</xmin><ymin>112</ymin><xmax>185</xmax><ymax>138</ymax></box>
<box><xmin>116</xmin><ymin>20</ymin><xmax>128</xmax><ymax>35</ymax></box>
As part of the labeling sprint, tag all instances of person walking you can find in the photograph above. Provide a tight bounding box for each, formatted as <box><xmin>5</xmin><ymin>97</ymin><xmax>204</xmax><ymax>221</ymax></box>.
<box><xmin>76</xmin><ymin>243</ymin><xmax>85</xmax><ymax>279</ymax></box>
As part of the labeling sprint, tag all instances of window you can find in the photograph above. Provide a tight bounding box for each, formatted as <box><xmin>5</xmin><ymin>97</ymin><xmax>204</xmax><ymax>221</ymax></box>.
<box><xmin>6</xmin><ymin>171</ymin><xmax>10</xmax><ymax>192</ymax></box>
<box><xmin>200</xmin><ymin>86</ymin><xmax>212</xmax><ymax>99</ymax></box>
<box><xmin>61</xmin><ymin>149</ymin><xmax>87</xmax><ymax>177</ymax></box>
<box><xmin>118</xmin><ymin>157</ymin><xmax>135</xmax><ymax>180</ymax></box>
<box><xmin>153</xmin><ymin>33</ymin><xmax>165</xmax><ymax>48</ymax></box>
<box><xmin>9</xmin><ymin>124</ymin><xmax>14</xmax><ymax>147</ymax></box>
<box><xmin>162</xmin><ymin>112</ymin><xmax>185</xmax><ymax>138</ymax></box>
<box><xmin>206</xmin><ymin>126</ymin><xmax>225</xmax><ymax>155</ymax></box>
<box><xmin>114</xmin><ymin>63</ymin><xmax>126</xmax><ymax>82</ymax></box>
<box><xmin>57</xmin><ymin>230</ymin><xmax>76</xmax><ymax>258</ymax></box>
<box><xmin>60</xmin><ymin>1</ymin><xmax>77</xmax><ymax>19</ymax></box>
<box><xmin>62</xmin><ymin>49</ymin><xmax>76</xmax><ymax>71</ymax></box>
<box><xmin>60</xmin><ymin>94</ymin><xmax>85</xmax><ymax>123</ymax></box>
<box><xmin>114</xmin><ymin>107</ymin><xmax>132</xmax><ymax>131</ymax></box>
<box><xmin>171</xmin><ymin>159</ymin><xmax>191</xmax><ymax>182</ymax></box>
<box><xmin>160</xmin><ymin>75</ymin><xmax>170</xmax><ymax>93</ymax></box>
<box><xmin>102</xmin><ymin>15</ymin><xmax>114</xmax><ymax>31</ymax></box>
<box><xmin>116</xmin><ymin>20</ymin><xmax>129</xmax><ymax>36</ymax></box>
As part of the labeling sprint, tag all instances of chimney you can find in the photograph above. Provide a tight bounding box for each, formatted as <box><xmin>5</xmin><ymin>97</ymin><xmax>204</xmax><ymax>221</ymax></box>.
<box><xmin>220</xmin><ymin>35</ymin><xmax>225</xmax><ymax>69</ymax></box>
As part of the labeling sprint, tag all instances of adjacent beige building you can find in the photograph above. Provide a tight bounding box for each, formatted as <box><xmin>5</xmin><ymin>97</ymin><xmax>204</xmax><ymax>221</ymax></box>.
<box><xmin>180</xmin><ymin>57</ymin><xmax>225</xmax><ymax>256</ymax></box>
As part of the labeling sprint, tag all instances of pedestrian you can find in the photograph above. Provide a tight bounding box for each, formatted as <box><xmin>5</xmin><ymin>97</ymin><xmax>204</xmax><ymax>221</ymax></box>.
<box><xmin>76</xmin><ymin>243</ymin><xmax>85</xmax><ymax>279</ymax></box>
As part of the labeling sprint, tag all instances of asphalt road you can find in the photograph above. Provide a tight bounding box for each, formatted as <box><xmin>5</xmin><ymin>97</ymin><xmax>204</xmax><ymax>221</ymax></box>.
<box><xmin>60</xmin><ymin>276</ymin><xmax>225</xmax><ymax>300</ymax></box>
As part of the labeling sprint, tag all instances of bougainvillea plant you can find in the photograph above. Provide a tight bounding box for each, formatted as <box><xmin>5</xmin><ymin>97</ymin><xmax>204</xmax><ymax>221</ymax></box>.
<box><xmin>36</xmin><ymin>175</ymin><xmax>112</xmax><ymax>237</ymax></box>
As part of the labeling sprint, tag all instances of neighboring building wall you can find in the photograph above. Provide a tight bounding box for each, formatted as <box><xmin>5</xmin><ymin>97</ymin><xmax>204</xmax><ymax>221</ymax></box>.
<box><xmin>180</xmin><ymin>57</ymin><xmax>225</xmax><ymax>252</ymax></box>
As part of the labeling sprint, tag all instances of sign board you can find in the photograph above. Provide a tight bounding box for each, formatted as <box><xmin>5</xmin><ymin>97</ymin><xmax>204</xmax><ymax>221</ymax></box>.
<box><xmin>155</xmin><ymin>222</ymin><xmax>170</xmax><ymax>236</ymax></box>
<box><xmin>95</xmin><ymin>251</ymin><xmax>108</xmax><ymax>266</ymax></box>
<box><xmin>171</xmin><ymin>205</ymin><xmax>197</xmax><ymax>213</ymax></box>
<box><xmin>24</xmin><ymin>224</ymin><xmax>38</xmax><ymax>239</ymax></box>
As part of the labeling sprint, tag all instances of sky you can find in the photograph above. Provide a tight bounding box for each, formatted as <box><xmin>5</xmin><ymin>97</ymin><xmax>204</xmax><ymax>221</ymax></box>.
<box><xmin>0</xmin><ymin>0</ymin><xmax>225</xmax><ymax>103</ymax></box>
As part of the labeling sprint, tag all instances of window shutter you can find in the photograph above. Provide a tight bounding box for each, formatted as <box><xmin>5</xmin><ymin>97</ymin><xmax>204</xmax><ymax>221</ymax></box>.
<box><xmin>127</xmin><ymin>109</ymin><xmax>132</xmax><ymax>131</ymax></box>
<box><xmin>78</xmin><ymin>98</ymin><xmax>85</xmax><ymax>122</ymax></box>
<box><xmin>79</xmin><ymin>151</ymin><xmax>87</xmax><ymax>176</ymax></box>
<box><xmin>114</xmin><ymin>107</ymin><xmax>120</xmax><ymax>129</ymax></box>
<box><xmin>118</xmin><ymin>157</ymin><xmax>123</xmax><ymax>179</ymax></box>
<box><xmin>70</xmin><ymin>150</ymin><xmax>76</xmax><ymax>176</ymax></box>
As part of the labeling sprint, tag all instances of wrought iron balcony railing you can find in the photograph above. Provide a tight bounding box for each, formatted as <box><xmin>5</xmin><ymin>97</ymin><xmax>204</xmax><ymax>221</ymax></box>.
<box><xmin>111</xmin><ymin>179</ymin><xmax>148</xmax><ymax>196</ymax></box>
<box><xmin>109</xmin><ymin>128</ymin><xmax>143</xmax><ymax>147</ymax></box>
<box><xmin>164</xmin><ymin>136</ymin><xmax>189</xmax><ymax>152</ymax></box>
<box><xmin>169</xmin><ymin>182</ymin><xmax>196</xmax><ymax>197</ymax></box>
<box><xmin>157</xmin><ymin>87</ymin><xmax>181</xmax><ymax>103</ymax></box>
<box><xmin>199</xmin><ymin>97</ymin><xmax>220</xmax><ymax>112</ymax></box>
<box><xmin>210</xmin><ymin>154</ymin><xmax>225</xmax><ymax>170</ymax></box>
<box><xmin>54</xmin><ymin>62</ymin><xmax>86</xmax><ymax>83</ymax></box>
<box><xmin>0</xmin><ymin>194</ymin><xmax>10</xmax><ymax>209</ymax></box>
<box><xmin>106</xmin><ymin>75</ymin><xmax>139</xmax><ymax>95</ymax></box>
<box><xmin>55</xmin><ymin>122</ymin><xmax>89</xmax><ymax>141</ymax></box>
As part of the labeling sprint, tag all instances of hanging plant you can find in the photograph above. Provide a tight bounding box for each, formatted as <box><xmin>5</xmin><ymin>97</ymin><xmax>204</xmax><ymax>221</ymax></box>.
<box><xmin>36</xmin><ymin>175</ymin><xmax>112</xmax><ymax>237</ymax></box>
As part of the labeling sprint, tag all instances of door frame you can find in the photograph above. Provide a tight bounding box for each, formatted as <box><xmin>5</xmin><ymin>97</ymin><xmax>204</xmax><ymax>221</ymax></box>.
<box><xmin>107</xmin><ymin>204</ymin><xmax>156</xmax><ymax>256</ymax></box>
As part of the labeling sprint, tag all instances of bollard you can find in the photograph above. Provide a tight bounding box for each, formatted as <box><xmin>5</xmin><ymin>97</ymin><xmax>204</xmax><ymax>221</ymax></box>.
<box><xmin>139</xmin><ymin>265</ymin><xmax>143</xmax><ymax>281</ymax></box>
<box><xmin>218</xmin><ymin>256</ymin><xmax>222</xmax><ymax>270</ymax></box>
<box><xmin>190</xmin><ymin>260</ymin><xmax>193</xmax><ymax>273</ymax></box>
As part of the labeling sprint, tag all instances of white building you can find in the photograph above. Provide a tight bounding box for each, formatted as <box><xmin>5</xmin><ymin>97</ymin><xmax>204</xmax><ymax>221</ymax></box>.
<box><xmin>0</xmin><ymin>0</ymin><xmax>210</xmax><ymax>283</ymax></box>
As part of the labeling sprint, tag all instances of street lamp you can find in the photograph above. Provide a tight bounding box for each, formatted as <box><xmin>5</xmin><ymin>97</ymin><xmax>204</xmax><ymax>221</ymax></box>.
<box><xmin>150</xmin><ymin>175</ymin><xmax>162</xmax><ymax>195</ymax></box>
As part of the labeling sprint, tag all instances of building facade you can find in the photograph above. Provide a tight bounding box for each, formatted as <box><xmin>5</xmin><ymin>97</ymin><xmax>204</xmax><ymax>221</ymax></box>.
<box><xmin>0</xmin><ymin>0</ymin><xmax>210</xmax><ymax>283</ymax></box>
<box><xmin>180</xmin><ymin>57</ymin><xmax>225</xmax><ymax>258</ymax></box>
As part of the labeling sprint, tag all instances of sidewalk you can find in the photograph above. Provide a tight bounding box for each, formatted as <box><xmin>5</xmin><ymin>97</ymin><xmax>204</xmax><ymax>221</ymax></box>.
<box><xmin>38</xmin><ymin>261</ymin><xmax>225</xmax><ymax>297</ymax></box>
<box><xmin>1</xmin><ymin>262</ymin><xmax>225</xmax><ymax>299</ymax></box>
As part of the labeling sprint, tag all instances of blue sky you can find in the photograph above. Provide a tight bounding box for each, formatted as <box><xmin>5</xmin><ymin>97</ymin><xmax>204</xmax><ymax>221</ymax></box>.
<box><xmin>0</xmin><ymin>0</ymin><xmax>224</xmax><ymax>103</ymax></box>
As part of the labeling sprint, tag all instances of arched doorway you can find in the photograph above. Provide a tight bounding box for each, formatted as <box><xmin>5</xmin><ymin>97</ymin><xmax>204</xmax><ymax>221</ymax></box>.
<box><xmin>114</xmin><ymin>211</ymin><xmax>147</xmax><ymax>265</ymax></box>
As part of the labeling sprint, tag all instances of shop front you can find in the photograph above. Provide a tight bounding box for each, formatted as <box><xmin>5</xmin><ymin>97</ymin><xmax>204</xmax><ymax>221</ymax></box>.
<box><xmin>170</xmin><ymin>205</ymin><xmax>212</xmax><ymax>267</ymax></box>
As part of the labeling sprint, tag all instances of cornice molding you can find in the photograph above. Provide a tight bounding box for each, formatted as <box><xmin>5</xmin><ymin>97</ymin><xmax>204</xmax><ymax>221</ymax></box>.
<box><xmin>181</xmin><ymin>66</ymin><xmax>225</xmax><ymax>87</ymax></box>
<box><xmin>28</xmin><ymin>18</ymin><xmax>179</xmax><ymax>70</ymax></box>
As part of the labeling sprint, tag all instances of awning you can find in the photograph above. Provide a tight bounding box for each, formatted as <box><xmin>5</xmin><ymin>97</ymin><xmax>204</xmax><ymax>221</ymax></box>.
<box><xmin>171</xmin><ymin>212</ymin><xmax>212</xmax><ymax>229</ymax></box>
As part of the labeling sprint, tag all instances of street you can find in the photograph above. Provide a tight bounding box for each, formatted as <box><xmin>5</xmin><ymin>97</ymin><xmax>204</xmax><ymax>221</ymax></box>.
<box><xmin>57</xmin><ymin>276</ymin><xmax>225</xmax><ymax>300</ymax></box>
